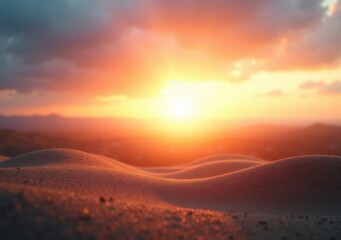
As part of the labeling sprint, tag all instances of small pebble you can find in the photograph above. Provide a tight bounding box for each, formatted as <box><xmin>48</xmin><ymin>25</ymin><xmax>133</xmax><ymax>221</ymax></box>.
<box><xmin>258</xmin><ymin>220</ymin><xmax>267</xmax><ymax>225</ymax></box>
<box><xmin>80</xmin><ymin>208</ymin><xmax>91</xmax><ymax>220</ymax></box>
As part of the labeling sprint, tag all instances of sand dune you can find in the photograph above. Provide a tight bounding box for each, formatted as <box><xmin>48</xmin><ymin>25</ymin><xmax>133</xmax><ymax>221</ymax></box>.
<box><xmin>139</xmin><ymin>166</ymin><xmax>184</xmax><ymax>174</ymax></box>
<box><xmin>0</xmin><ymin>149</ymin><xmax>144</xmax><ymax>173</ymax></box>
<box><xmin>159</xmin><ymin>160</ymin><xmax>261</xmax><ymax>179</ymax></box>
<box><xmin>158</xmin><ymin>155</ymin><xmax>341</xmax><ymax>215</ymax></box>
<box><xmin>0</xmin><ymin>149</ymin><xmax>118</xmax><ymax>168</ymax></box>
<box><xmin>139</xmin><ymin>153</ymin><xmax>264</xmax><ymax>175</ymax></box>
<box><xmin>182</xmin><ymin>154</ymin><xmax>266</xmax><ymax>166</ymax></box>
<box><xmin>1</xmin><ymin>149</ymin><xmax>341</xmax><ymax>216</ymax></box>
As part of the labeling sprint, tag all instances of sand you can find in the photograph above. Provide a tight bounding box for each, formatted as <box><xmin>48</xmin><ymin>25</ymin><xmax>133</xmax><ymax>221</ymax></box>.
<box><xmin>157</xmin><ymin>160</ymin><xmax>262</xmax><ymax>179</ymax></box>
<box><xmin>0</xmin><ymin>155</ymin><xmax>8</xmax><ymax>161</ymax></box>
<box><xmin>1</xmin><ymin>148</ymin><xmax>341</xmax><ymax>239</ymax></box>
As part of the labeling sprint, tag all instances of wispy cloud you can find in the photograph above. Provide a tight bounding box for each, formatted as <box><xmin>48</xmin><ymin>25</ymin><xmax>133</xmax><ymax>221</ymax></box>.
<box><xmin>95</xmin><ymin>95</ymin><xmax>127</xmax><ymax>103</ymax></box>
<box><xmin>258</xmin><ymin>90</ymin><xmax>284</xmax><ymax>97</ymax></box>
<box><xmin>0</xmin><ymin>89</ymin><xmax>17</xmax><ymax>99</ymax></box>
<box><xmin>299</xmin><ymin>81</ymin><xmax>325</xmax><ymax>90</ymax></box>
<box><xmin>299</xmin><ymin>80</ymin><xmax>341</xmax><ymax>94</ymax></box>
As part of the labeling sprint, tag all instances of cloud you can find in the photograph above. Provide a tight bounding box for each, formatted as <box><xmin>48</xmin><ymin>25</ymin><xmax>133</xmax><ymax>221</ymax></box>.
<box><xmin>0</xmin><ymin>0</ymin><xmax>144</xmax><ymax>94</ymax></box>
<box><xmin>299</xmin><ymin>80</ymin><xmax>325</xmax><ymax>90</ymax></box>
<box><xmin>145</xmin><ymin>0</ymin><xmax>325</xmax><ymax>58</ymax></box>
<box><xmin>269</xmin><ymin>1</ymin><xmax>341</xmax><ymax>70</ymax></box>
<box><xmin>320</xmin><ymin>80</ymin><xmax>341</xmax><ymax>94</ymax></box>
<box><xmin>0</xmin><ymin>89</ymin><xmax>17</xmax><ymax>99</ymax></box>
<box><xmin>95</xmin><ymin>94</ymin><xmax>127</xmax><ymax>103</ymax></box>
<box><xmin>0</xmin><ymin>0</ymin><xmax>338</xmax><ymax>96</ymax></box>
<box><xmin>258</xmin><ymin>90</ymin><xmax>284</xmax><ymax>97</ymax></box>
<box><xmin>299</xmin><ymin>80</ymin><xmax>341</xmax><ymax>94</ymax></box>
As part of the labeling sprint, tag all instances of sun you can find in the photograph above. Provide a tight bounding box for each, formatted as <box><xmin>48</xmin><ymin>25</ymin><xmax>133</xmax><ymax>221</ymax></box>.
<box><xmin>158</xmin><ymin>81</ymin><xmax>200</xmax><ymax>122</ymax></box>
<box><xmin>156</xmin><ymin>80</ymin><xmax>228</xmax><ymax>123</ymax></box>
<box><xmin>153</xmin><ymin>80</ymin><xmax>232</xmax><ymax>133</ymax></box>
<box><xmin>165</xmin><ymin>98</ymin><xmax>194</xmax><ymax>121</ymax></box>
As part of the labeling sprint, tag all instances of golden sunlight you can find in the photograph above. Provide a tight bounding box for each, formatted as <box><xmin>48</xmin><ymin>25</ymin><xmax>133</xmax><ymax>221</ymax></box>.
<box><xmin>158</xmin><ymin>81</ymin><xmax>207</xmax><ymax>122</ymax></box>
<box><xmin>164</xmin><ymin>97</ymin><xmax>195</xmax><ymax>121</ymax></box>
<box><xmin>155</xmin><ymin>80</ymin><xmax>236</xmax><ymax>123</ymax></box>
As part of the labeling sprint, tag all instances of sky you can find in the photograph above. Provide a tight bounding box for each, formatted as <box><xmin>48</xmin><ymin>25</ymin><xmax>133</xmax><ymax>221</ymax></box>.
<box><xmin>0</xmin><ymin>0</ymin><xmax>341</xmax><ymax>122</ymax></box>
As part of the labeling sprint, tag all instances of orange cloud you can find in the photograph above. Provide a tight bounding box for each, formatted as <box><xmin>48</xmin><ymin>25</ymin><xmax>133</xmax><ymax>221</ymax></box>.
<box><xmin>299</xmin><ymin>80</ymin><xmax>341</xmax><ymax>94</ymax></box>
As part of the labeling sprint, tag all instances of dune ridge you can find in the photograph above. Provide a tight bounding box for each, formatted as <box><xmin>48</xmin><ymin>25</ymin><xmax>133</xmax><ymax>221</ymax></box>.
<box><xmin>157</xmin><ymin>160</ymin><xmax>262</xmax><ymax>179</ymax></box>
<box><xmin>1</xmin><ymin>149</ymin><xmax>341</xmax><ymax>215</ymax></box>
<box><xmin>181</xmin><ymin>154</ymin><xmax>266</xmax><ymax>166</ymax></box>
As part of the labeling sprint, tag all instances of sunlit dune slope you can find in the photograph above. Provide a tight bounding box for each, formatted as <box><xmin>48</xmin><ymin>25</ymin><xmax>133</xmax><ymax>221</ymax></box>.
<box><xmin>140</xmin><ymin>166</ymin><xmax>184</xmax><ymax>174</ymax></box>
<box><xmin>160</xmin><ymin>155</ymin><xmax>341</xmax><ymax>215</ymax></box>
<box><xmin>139</xmin><ymin>154</ymin><xmax>263</xmax><ymax>174</ymax></box>
<box><xmin>182</xmin><ymin>154</ymin><xmax>266</xmax><ymax>166</ymax></box>
<box><xmin>159</xmin><ymin>160</ymin><xmax>262</xmax><ymax>179</ymax></box>
<box><xmin>1</xmin><ymin>149</ymin><xmax>341</xmax><ymax>215</ymax></box>
<box><xmin>0</xmin><ymin>149</ymin><xmax>120</xmax><ymax>169</ymax></box>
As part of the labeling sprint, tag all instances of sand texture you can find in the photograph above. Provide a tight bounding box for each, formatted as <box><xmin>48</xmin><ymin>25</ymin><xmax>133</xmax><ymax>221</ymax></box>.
<box><xmin>1</xmin><ymin>148</ymin><xmax>341</xmax><ymax>239</ymax></box>
<box><xmin>0</xmin><ymin>155</ymin><xmax>8</xmax><ymax>161</ymax></box>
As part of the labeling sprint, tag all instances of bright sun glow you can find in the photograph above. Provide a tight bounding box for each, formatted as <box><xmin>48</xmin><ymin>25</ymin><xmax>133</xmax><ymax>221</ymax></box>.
<box><xmin>165</xmin><ymin>97</ymin><xmax>195</xmax><ymax>121</ymax></box>
<box><xmin>157</xmin><ymin>80</ymin><xmax>225</xmax><ymax>123</ymax></box>
<box><xmin>158</xmin><ymin>81</ymin><xmax>205</xmax><ymax>122</ymax></box>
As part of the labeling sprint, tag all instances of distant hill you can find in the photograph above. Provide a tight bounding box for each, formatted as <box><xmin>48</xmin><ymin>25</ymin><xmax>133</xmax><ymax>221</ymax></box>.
<box><xmin>0</xmin><ymin>114</ymin><xmax>157</xmax><ymax>139</ymax></box>
<box><xmin>0</xmin><ymin>122</ymin><xmax>340</xmax><ymax>166</ymax></box>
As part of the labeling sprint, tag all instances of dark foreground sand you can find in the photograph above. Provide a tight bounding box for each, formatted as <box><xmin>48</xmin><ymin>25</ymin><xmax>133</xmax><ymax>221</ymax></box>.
<box><xmin>1</xmin><ymin>149</ymin><xmax>341</xmax><ymax>239</ymax></box>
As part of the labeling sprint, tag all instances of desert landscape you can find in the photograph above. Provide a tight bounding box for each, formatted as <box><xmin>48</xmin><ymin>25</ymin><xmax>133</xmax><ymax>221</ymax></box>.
<box><xmin>1</xmin><ymin>148</ymin><xmax>341</xmax><ymax>239</ymax></box>
<box><xmin>1</xmin><ymin>0</ymin><xmax>341</xmax><ymax>239</ymax></box>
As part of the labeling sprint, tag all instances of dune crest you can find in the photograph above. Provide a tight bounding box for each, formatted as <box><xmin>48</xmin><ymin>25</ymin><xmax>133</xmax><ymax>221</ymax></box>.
<box><xmin>0</xmin><ymin>149</ymin><xmax>116</xmax><ymax>168</ymax></box>
<box><xmin>159</xmin><ymin>160</ymin><xmax>261</xmax><ymax>179</ymax></box>
<box><xmin>182</xmin><ymin>154</ymin><xmax>266</xmax><ymax>166</ymax></box>
<box><xmin>158</xmin><ymin>155</ymin><xmax>341</xmax><ymax>215</ymax></box>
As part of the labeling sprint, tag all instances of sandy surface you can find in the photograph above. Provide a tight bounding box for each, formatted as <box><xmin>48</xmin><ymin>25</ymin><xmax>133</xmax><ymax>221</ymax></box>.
<box><xmin>1</xmin><ymin>148</ymin><xmax>341</xmax><ymax>239</ymax></box>
<box><xmin>0</xmin><ymin>155</ymin><xmax>8</xmax><ymax>161</ymax></box>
